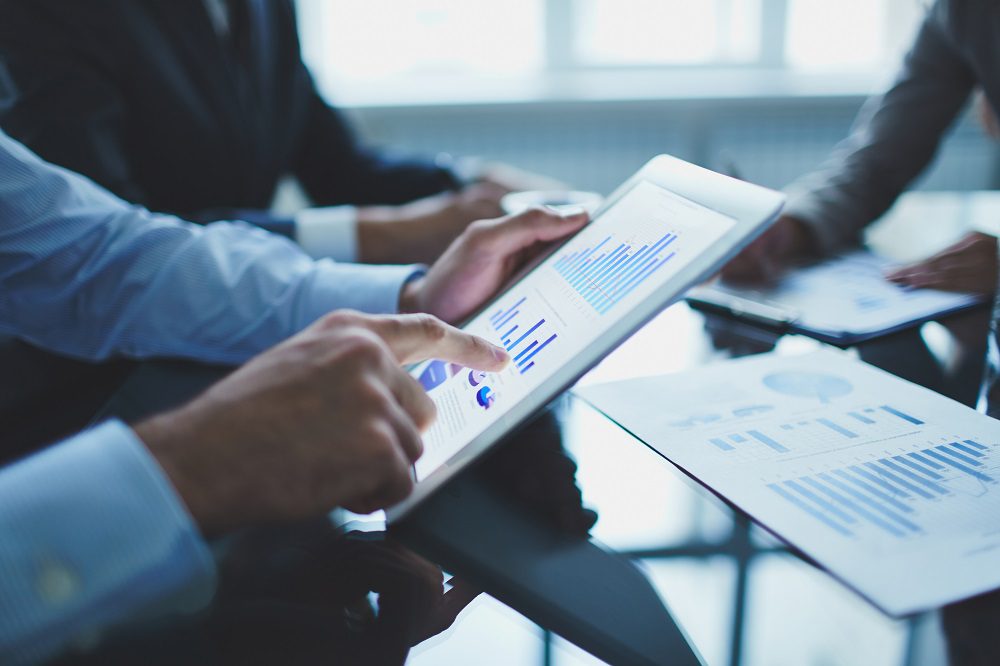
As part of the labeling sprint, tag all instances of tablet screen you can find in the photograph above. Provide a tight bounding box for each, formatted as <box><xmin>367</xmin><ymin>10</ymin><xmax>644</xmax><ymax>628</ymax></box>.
<box><xmin>411</xmin><ymin>179</ymin><xmax>737</xmax><ymax>480</ymax></box>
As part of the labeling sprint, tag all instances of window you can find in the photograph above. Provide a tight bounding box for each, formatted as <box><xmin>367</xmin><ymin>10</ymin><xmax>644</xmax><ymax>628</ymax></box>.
<box><xmin>785</xmin><ymin>0</ymin><xmax>924</xmax><ymax>71</ymax></box>
<box><xmin>296</xmin><ymin>0</ymin><xmax>928</xmax><ymax>101</ymax></box>
<box><xmin>296</xmin><ymin>0</ymin><xmax>543</xmax><ymax>81</ymax></box>
<box><xmin>572</xmin><ymin>0</ymin><xmax>761</xmax><ymax>66</ymax></box>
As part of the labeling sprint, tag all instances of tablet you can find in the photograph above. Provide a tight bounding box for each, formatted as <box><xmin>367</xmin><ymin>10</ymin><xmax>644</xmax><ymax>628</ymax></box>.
<box><xmin>387</xmin><ymin>155</ymin><xmax>785</xmax><ymax>521</ymax></box>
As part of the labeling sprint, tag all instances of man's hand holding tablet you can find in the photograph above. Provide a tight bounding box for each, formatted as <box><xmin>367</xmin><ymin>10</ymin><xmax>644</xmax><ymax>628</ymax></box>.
<box><xmin>391</xmin><ymin>155</ymin><xmax>785</xmax><ymax>521</ymax></box>
<box><xmin>399</xmin><ymin>208</ymin><xmax>590</xmax><ymax>323</ymax></box>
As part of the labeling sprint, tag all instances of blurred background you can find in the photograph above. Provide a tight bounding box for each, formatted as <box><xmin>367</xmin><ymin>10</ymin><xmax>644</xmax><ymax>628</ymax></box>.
<box><xmin>295</xmin><ymin>0</ymin><xmax>999</xmax><ymax>197</ymax></box>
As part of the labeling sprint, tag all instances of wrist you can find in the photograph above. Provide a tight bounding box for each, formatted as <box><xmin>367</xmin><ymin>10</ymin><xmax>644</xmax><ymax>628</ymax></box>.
<box><xmin>398</xmin><ymin>276</ymin><xmax>425</xmax><ymax>314</ymax></box>
<box><xmin>357</xmin><ymin>207</ymin><xmax>402</xmax><ymax>264</ymax></box>
<box><xmin>779</xmin><ymin>215</ymin><xmax>819</xmax><ymax>257</ymax></box>
<box><xmin>134</xmin><ymin>407</ymin><xmax>221</xmax><ymax>536</ymax></box>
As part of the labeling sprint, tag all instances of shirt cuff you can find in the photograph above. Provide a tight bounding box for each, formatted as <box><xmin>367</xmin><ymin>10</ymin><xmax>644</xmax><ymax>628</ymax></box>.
<box><xmin>781</xmin><ymin>189</ymin><xmax>862</xmax><ymax>255</ymax></box>
<box><xmin>294</xmin><ymin>261</ymin><xmax>427</xmax><ymax>327</ymax></box>
<box><xmin>0</xmin><ymin>421</ymin><xmax>216</xmax><ymax>663</ymax></box>
<box><xmin>294</xmin><ymin>205</ymin><xmax>359</xmax><ymax>262</ymax></box>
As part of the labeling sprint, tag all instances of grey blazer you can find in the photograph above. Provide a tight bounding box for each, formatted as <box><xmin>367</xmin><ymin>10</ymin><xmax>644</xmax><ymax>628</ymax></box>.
<box><xmin>783</xmin><ymin>0</ymin><xmax>1000</xmax><ymax>251</ymax></box>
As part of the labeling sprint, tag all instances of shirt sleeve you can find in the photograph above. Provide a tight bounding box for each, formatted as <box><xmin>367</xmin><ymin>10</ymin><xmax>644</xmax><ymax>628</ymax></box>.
<box><xmin>0</xmin><ymin>420</ymin><xmax>216</xmax><ymax>665</ymax></box>
<box><xmin>0</xmin><ymin>129</ymin><xmax>423</xmax><ymax>365</ymax></box>
<box><xmin>295</xmin><ymin>205</ymin><xmax>359</xmax><ymax>262</ymax></box>
<box><xmin>782</xmin><ymin>1</ymin><xmax>977</xmax><ymax>253</ymax></box>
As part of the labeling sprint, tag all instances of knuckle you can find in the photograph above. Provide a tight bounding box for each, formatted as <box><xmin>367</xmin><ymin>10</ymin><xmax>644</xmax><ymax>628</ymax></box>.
<box><xmin>357</xmin><ymin>378</ymin><xmax>394</xmax><ymax>412</ymax></box>
<box><xmin>318</xmin><ymin>309</ymin><xmax>361</xmax><ymax>330</ymax></box>
<box><xmin>467</xmin><ymin>218</ymin><xmax>495</xmax><ymax>237</ymax></box>
<box><xmin>340</xmin><ymin>331</ymin><xmax>387</xmax><ymax>366</ymax></box>
<box><xmin>414</xmin><ymin>313</ymin><xmax>446</xmax><ymax>341</ymax></box>
<box><xmin>523</xmin><ymin>206</ymin><xmax>548</xmax><ymax>220</ymax></box>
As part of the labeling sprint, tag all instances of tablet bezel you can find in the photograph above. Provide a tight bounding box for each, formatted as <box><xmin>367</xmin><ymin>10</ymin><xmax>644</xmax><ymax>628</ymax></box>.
<box><xmin>387</xmin><ymin>154</ymin><xmax>785</xmax><ymax>522</ymax></box>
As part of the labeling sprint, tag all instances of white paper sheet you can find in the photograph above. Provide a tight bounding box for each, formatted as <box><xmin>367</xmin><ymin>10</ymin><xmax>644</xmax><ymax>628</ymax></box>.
<box><xmin>575</xmin><ymin>349</ymin><xmax>1000</xmax><ymax>616</ymax></box>
<box><xmin>689</xmin><ymin>251</ymin><xmax>982</xmax><ymax>338</ymax></box>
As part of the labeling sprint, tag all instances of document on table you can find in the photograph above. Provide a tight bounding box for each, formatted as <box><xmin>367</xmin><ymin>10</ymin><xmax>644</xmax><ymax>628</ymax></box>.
<box><xmin>687</xmin><ymin>250</ymin><xmax>984</xmax><ymax>344</ymax></box>
<box><xmin>575</xmin><ymin>349</ymin><xmax>1000</xmax><ymax>616</ymax></box>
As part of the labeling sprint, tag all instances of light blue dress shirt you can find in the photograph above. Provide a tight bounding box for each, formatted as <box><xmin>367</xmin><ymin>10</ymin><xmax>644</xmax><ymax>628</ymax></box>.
<box><xmin>0</xmin><ymin>129</ymin><xmax>423</xmax><ymax>663</ymax></box>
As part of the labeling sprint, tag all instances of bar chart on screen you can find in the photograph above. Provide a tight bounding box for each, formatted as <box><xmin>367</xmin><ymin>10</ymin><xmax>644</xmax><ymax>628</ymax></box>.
<box><xmin>552</xmin><ymin>231</ymin><xmax>678</xmax><ymax>314</ymax></box>
<box><xmin>488</xmin><ymin>295</ymin><xmax>558</xmax><ymax>375</ymax></box>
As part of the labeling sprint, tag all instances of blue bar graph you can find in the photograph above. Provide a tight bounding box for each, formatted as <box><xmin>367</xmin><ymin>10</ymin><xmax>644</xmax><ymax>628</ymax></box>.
<box><xmin>710</xmin><ymin>438</ymin><xmax>734</xmax><ymax>451</ymax></box>
<box><xmin>487</xmin><ymin>296</ymin><xmax>558</xmax><ymax>375</ymax></box>
<box><xmin>770</xmin><ymin>441</ymin><xmax>995</xmax><ymax>539</ymax></box>
<box><xmin>848</xmin><ymin>411</ymin><xmax>876</xmax><ymax>425</ymax></box>
<box><xmin>768</xmin><ymin>483</ymin><xmax>853</xmax><ymax>536</ymax></box>
<box><xmin>552</xmin><ymin>233</ymin><xmax>678</xmax><ymax>314</ymax></box>
<box><xmin>706</xmin><ymin>428</ymin><xmax>791</xmax><ymax>454</ymax></box>
<box><xmin>880</xmin><ymin>405</ymin><xmax>924</xmax><ymax>425</ymax></box>
<box><xmin>817</xmin><ymin>418</ymin><xmax>858</xmax><ymax>439</ymax></box>
<box><xmin>748</xmin><ymin>429</ymin><xmax>790</xmax><ymax>453</ymax></box>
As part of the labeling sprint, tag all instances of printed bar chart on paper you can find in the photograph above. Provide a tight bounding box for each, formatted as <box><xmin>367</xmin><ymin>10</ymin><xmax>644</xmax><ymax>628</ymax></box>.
<box><xmin>768</xmin><ymin>438</ymin><xmax>994</xmax><ymax>539</ymax></box>
<box><xmin>707</xmin><ymin>404</ymin><xmax>930</xmax><ymax>455</ymax></box>
<box><xmin>576</xmin><ymin>349</ymin><xmax>1000</xmax><ymax>615</ymax></box>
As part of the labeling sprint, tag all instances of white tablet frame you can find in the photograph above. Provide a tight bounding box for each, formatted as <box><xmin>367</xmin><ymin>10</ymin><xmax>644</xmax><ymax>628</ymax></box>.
<box><xmin>387</xmin><ymin>154</ymin><xmax>785</xmax><ymax>522</ymax></box>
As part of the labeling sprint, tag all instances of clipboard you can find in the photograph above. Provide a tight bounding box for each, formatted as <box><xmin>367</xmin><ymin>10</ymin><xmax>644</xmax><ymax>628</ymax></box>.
<box><xmin>686</xmin><ymin>251</ymin><xmax>988</xmax><ymax>346</ymax></box>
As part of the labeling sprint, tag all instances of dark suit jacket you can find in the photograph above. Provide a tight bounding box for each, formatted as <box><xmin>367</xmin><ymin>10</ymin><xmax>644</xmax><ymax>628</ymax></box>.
<box><xmin>0</xmin><ymin>0</ymin><xmax>459</xmax><ymax>227</ymax></box>
<box><xmin>0</xmin><ymin>0</ymin><xmax>459</xmax><ymax>457</ymax></box>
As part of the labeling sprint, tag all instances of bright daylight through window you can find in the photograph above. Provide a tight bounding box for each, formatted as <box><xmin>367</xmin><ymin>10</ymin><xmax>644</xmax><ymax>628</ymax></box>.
<box><xmin>297</xmin><ymin>0</ymin><xmax>927</xmax><ymax>102</ymax></box>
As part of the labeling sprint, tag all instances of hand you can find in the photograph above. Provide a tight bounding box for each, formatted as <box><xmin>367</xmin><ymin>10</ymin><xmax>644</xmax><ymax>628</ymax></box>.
<box><xmin>399</xmin><ymin>207</ymin><xmax>589</xmax><ymax>323</ymax></box>
<box><xmin>720</xmin><ymin>214</ymin><xmax>817</xmax><ymax>283</ymax></box>
<box><xmin>885</xmin><ymin>231</ymin><xmax>998</xmax><ymax>295</ymax></box>
<box><xmin>976</xmin><ymin>90</ymin><xmax>1000</xmax><ymax>142</ymax></box>
<box><xmin>135</xmin><ymin>311</ymin><xmax>509</xmax><ymax>536</ymax></box>
<box><xmin>357</xmin><ymin>182</ymin><xmax>507</xmax><ymax>264</ymax></box>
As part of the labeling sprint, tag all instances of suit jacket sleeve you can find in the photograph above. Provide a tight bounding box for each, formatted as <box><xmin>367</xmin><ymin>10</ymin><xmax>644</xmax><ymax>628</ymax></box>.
<box><xmin>0</xmin><ymin>2</ymin><xmax>301</xmax><ymax>234</ymax></box>
<box><xmin>292</xmin><ymin>77</ymin><xmax>462</xmax><ymax>206</ymax></box>
<box><xmin>782</xmin><ymin>0</ymin><xmax>977</xmax><ymax>252</ymax></box>
<box><xmin>0</xmin><ymin>6</ymin><xmax>146</xmax><ymax>206</ymax></box>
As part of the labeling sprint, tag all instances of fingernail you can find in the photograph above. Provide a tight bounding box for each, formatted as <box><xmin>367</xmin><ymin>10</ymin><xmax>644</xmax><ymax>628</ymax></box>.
<box><xmin>493</xmin><ymin>346</ymin><xmax>510</xmax><ymax>363</ymax></box>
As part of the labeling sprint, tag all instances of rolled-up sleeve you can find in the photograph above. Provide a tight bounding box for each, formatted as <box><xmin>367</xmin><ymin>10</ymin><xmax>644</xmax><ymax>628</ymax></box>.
<box><xmin>0</xmin><ymin>420</ymin><xmax>216</xmax><ymax>664</ymax></box>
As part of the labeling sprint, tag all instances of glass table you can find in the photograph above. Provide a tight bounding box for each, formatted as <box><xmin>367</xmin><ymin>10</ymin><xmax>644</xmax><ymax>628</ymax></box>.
<box><xmin>62</xmin><ymin>302</ymin><xmax>998</xmax><ymax>666</ymax></box>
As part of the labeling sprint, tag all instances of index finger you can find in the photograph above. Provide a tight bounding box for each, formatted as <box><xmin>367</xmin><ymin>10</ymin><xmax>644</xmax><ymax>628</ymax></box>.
<box><xmin>370</xmin><ymin>314</ymin><xmax>510</xmax><ymax>371</ymax></box>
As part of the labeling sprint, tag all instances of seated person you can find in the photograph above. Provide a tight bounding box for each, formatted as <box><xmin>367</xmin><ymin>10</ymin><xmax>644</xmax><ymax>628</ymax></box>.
<box><xmin>723</xmin><ymin>0</ymin><xmax>1000</xmax><ymax>298</ymax></box>
<box><xmin>0</xmin><ymin>0</ymin><xmax>563</xmax><ymax>448</ymax></box>
<box><xmin>0</xmin><ymin>128</ymin><xmax>586</xmax><ymax>662</ymax></box>
<box><xmin>0</xmin><ymin>0</ymin><xmax>556</xmax><ymax>266</ymax></box>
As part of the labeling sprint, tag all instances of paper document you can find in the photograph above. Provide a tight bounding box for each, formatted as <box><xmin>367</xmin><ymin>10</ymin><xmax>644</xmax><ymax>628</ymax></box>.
<box><xmin>689</xmin><ymin>250</ymin><xmax>983</xmax><ymax>341</ymax></box>
<box><xmin>575</xmin><ymin>350</ymin><xmax>1000</xmax><ymax>615</ymax></box>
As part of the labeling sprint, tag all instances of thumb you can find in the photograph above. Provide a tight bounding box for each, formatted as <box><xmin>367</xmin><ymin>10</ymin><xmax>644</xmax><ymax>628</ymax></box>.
<box><xmin>479</xmin><ymin>208</ymin><xmax>589</xmax><ymax>254</ymax></box>
<box><xmin>366</xmin><ymin>314</ymin><xmax>510</xmax><ymax>371</ymax></box>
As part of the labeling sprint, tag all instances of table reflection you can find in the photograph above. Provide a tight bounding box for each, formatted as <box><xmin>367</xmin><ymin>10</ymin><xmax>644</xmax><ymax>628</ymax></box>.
<box><xmin>73</xmin><ymin>300</ymin><xmax>999</xmax><ymax>665</ymax></box>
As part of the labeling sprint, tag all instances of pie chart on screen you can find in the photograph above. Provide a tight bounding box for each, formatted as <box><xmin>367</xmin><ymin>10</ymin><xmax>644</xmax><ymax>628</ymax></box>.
<box><xmin>476</xmin><ymin>386</ymin><xmax>495</xmax><ymax>409</ymax></box>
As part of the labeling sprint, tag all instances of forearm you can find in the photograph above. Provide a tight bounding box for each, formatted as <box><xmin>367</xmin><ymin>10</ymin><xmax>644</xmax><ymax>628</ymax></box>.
<box><xmin>295</xmin><ymin>92</ymin><xmax>458</xmax><ymax>207</ymax></box>
<box><xmin>0</xmin><ymin>421</ymin><xmax>216</xmax><ymax>664</ymax></box>
<box><xmin>0</xmin><ymin>132</ymin><xmax>421</xmax><ymax>364</ymax></box>
<box><xmin>783</xmin><ymin>4</ymin><xmax>976</xmax><ymax>253</ymax></box>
